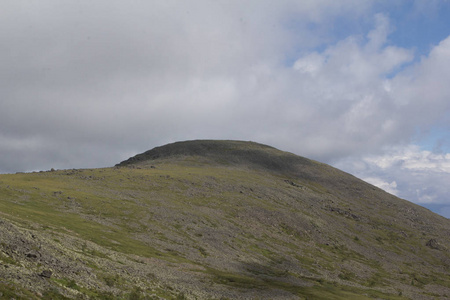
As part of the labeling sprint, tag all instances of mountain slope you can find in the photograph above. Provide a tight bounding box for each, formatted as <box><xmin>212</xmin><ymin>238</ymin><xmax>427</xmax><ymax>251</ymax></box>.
<box><xmin>0</xmin><ymin>140</ymin><xmax>449</xmax><ymax>299</ymax></box>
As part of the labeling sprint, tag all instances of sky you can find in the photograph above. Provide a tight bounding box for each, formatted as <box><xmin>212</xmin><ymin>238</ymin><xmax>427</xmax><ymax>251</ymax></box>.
<box><xmin>1</xmin><ymin>1</ymin><xmax>449</xmax><ymax>218</ymax></box>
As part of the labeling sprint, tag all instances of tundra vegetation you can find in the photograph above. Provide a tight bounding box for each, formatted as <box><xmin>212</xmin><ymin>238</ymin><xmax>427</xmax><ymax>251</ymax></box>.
<box><xmin>0</xmin><ymin>140</ymin><xmax>449</xmax><ymax>299</ymax></box>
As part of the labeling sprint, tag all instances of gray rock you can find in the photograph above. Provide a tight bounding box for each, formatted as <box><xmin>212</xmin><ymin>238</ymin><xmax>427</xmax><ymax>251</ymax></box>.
<box><xmin>26</xmin><ymin>253</ymin><xmax>38</xmax><ymax>259</ymax></box>
<box><xmin>426</xmin><ymin>239</ymin><xmax>440</xmax><ymax>250</ymax></box>
<box><xmin>40</xmin><ymin>270</ymin><xmax>52</xmax><ymax>278</ymax></box>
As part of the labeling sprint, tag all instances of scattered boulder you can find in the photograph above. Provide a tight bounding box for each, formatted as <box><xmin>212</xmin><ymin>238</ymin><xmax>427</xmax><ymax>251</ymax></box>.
<box><xmin>284</xmin><ymin>179</ymin><xmax>303</xmax><ymax>188</ymax></box>
<box><xmin>40</xmin><ymin>270</ymin><xmax>52</xmax><ymax>278</ymax></box>
<box><xmin>325</xmin><ymin>205</ymin><xmax>360</xmax><ymax>221</ymax></box>
<box><xmin>426</xmin><ymin>239</ymin><xmax>440</xmax><ymax>250</ymax></box>
<box><xmin>26</xmin><ymin>253</ymin><xmax>38</xmax><ymax>259</ymax></box>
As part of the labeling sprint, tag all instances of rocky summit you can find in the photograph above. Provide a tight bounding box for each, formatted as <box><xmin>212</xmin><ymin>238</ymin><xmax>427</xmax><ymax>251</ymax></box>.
<box><xmin>0</xmin><ymin>140</ymin><xmax>449</xmax><ymax>299</ymax></box>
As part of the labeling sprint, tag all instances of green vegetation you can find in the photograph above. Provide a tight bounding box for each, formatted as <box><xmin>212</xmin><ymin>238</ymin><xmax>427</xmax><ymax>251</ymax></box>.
<box><xmin>205</xmin><ymin>266</ymin><xmax>406</xmax><ymax>300</ymax></box>
<box><xmin>0</xmin><ymin>282</ymin><xmax>41</xmax><ymax>300</ymax></box>
<box><xmin>0</xmin><ymin>251</ymin><xmax>17</xmax><ymax>265</ymax></box>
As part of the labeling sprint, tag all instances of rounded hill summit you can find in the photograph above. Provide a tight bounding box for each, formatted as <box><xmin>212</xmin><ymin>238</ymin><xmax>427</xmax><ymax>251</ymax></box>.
<box><xmin>116</xmin><ymin>140</ymin><xmax>313</xmax><ymax>174</ymax></box>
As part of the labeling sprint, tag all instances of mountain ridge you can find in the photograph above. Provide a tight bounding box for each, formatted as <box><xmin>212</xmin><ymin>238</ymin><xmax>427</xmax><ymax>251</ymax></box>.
<box><xmin>117</xmin><ymin>140</ymin><xmax>443</xmax><ymax>218</ymax></box>
<box><xmin>116</xmin><ymin>139</ymin><xmax>362</xmax><ymax>187</ymax></box>
<box><xmin>116</xmin><ymin>140</ymin><xmax>313</xmax><ymax>173</ymax></box>
<box><xmin>0</xmin><ymin>140</ymin><xmax>449</xmax><ymax>299</ymax></box>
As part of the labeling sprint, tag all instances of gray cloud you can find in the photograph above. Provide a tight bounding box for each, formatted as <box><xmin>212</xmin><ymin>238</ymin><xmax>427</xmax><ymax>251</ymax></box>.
<box><xmin>1</xmin><ymin>0</ymin><xmax>450</xmax><ymax>192</ymax></box>
<box><xmin>0</xmin><ymin>0</ymin><xmax>374</xmax><ymax>172</ymax></box>
<box><xmin>334</xmin><ymin>145</ymin><xmax>450</xmax><ymax>217</ymax></box>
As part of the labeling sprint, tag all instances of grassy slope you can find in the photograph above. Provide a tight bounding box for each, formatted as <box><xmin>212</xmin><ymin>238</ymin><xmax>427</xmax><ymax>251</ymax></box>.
<box><xmin>0</xmin><ymin>140</ymin><xmax>449</xmax><ymax>299</ymax></box>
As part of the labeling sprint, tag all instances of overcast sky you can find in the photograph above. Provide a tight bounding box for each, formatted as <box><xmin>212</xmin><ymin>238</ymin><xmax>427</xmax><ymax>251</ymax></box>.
<box><xmin>1</xmin><ymin>1</ymin><xmax>450</xmax><ymax>217</ymax></box>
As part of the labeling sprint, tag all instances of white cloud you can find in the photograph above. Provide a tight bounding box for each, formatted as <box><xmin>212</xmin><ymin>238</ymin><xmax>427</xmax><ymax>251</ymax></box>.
<box><xmin>293</xmin><ymin>52</ymin><xmax>325</xmax><ymax>75</ymax></box>
<box><xmin>335</xmin><ymin>145</ymin><xmax>450</xmax><ymax>205</ymax></box>
<box><xmin>365</xmin><ymin>145</ymin><xmax>450</xmax><ymax>173</ymax></box>
<box><xmin>363</xmin><ymin>177</ymin><xmax>399</xmax><ymax>196</ymax></box>
<box><xmin>366</xmin><ymin>13</ymin><xmax>391</xmax><ymax>51</ymax></box>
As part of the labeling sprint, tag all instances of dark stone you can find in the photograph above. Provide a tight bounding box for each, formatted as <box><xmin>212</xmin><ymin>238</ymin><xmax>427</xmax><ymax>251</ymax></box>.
<box><xmin>40</xmin><ymin>270</ymin><xmax>52</xmax><ymax>278</ymax></box>
<box><xmin>426</xmin><ymin>239</ymin><xmax>440</xmax><ymax>250</ymax></box>
<box><xmin>26</xmin><ymin>253</ymin><xmax>38</xmax><ymax>259</ymax></box>
<box><xmin>284</xmin><ymin>179</ymin><xmax>303</xmax><ymax>188</ymax></box>
<box><xmin>325</xmin><ymin>205</ymin><xmax>360</xmax><ymax>221</ymax></box>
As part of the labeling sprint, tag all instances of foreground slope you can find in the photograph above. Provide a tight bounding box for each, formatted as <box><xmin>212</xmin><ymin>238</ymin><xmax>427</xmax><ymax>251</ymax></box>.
<box><xmin>0</xmin><ymin>140</ymin><xmax>449</xmax><ymax>299</ymax></box>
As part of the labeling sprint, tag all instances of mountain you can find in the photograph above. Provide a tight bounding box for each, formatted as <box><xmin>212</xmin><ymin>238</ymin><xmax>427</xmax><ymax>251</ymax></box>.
<box><xmin>0</xmin><ymin>140</ymin><xmax>449</xmax><ymax>299</ymax></box>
